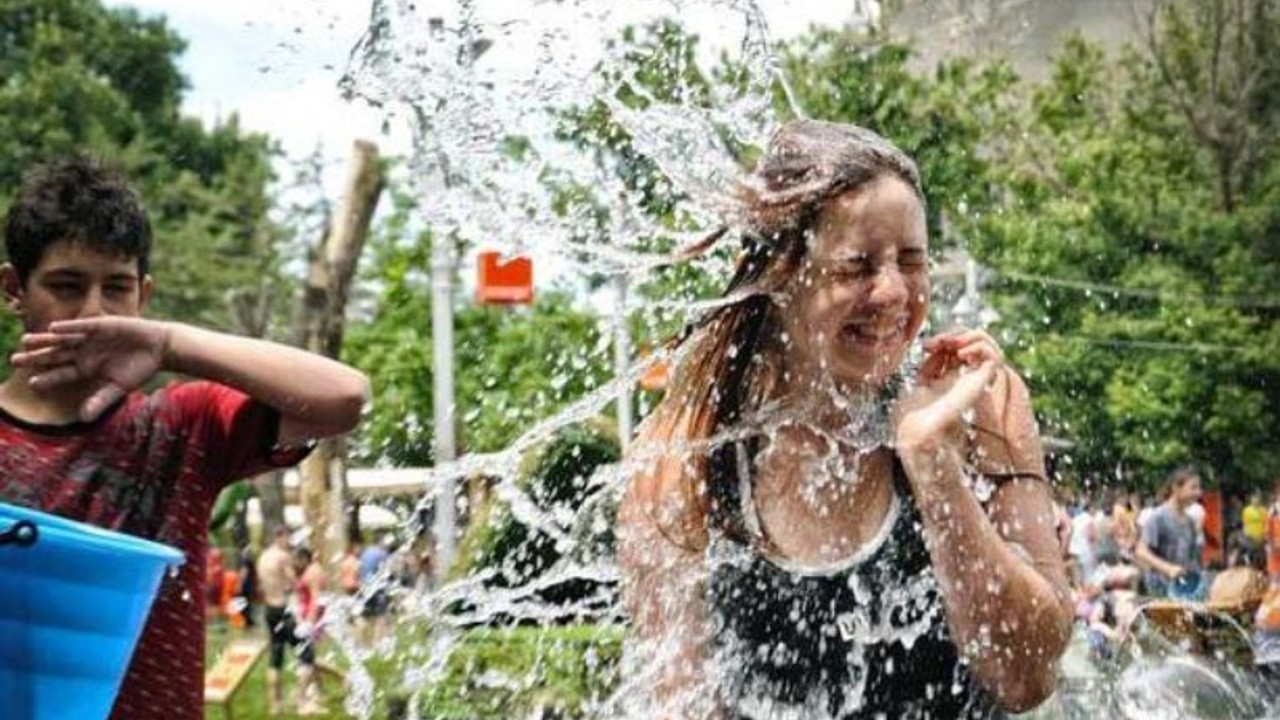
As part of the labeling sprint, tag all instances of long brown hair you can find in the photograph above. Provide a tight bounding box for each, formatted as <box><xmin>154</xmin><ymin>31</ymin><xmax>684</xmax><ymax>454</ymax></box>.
<box><xmin>632</xmin><ymin>120</ymin><xmax>924</xmax><ymax>550</ymax></box>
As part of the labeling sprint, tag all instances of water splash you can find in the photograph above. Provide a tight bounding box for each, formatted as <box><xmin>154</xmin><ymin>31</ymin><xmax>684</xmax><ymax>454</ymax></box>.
<box><xmin>323</xmin><ymin>2</ymin><xmax>1268</xmax><ymax>719</ymax></box>
<box><xmin>340</xmin><ymin>0</ymin><xmax>798</xmax><ymax>265</ymax></box>
<box><xmin>333</xmin><ymin>2</ymin><xmax>827</xmax><ymax>717</ymax></box>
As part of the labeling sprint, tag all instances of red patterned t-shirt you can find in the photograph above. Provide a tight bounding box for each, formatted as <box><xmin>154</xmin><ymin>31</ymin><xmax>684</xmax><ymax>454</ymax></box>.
<box><xmin>0</xmin><ymin>381</ymin><xmax>311</xmax><ymax>720</ymax></box>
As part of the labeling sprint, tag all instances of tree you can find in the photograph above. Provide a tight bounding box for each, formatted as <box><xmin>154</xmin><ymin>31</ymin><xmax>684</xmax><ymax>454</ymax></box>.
<box><xmin>0</xmin><ymin>0</ymin><xmax>285</xmax><ymax>353</ymax></box>
<box><xmin>778</xmin><ymin>27</ymin><xmax>1019</xmax><ymax>248</ymax></box>
<box><xmin>295</xmin><ymin>140</ymin><xmax>385</xmax><ymax>564</ymax></box>
<box><xmin>969</xmin><ymin>0</ymin><xmax>1280</xmax><ymax>490</ymax></box>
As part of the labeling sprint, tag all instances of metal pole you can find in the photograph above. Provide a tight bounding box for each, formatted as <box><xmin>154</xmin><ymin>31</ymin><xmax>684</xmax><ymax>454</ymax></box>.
<box><xmin>614</xmin><ymin>274</ymin><xmax>632</xmax><ymax>451</ymax></box>
<box><xmin>951</xmin><ymin>254</ymin><xmax>981</xmax><ymax>329</ymax></box>
<box><xmin>428</xmin><ymin>12</ymin><xmax>490</xmax><ymax>584</ymax></box>
<box><xmin>431</xmin><ymin>230</ymin><xmax>457</xmax><ymax>583</ymax></box>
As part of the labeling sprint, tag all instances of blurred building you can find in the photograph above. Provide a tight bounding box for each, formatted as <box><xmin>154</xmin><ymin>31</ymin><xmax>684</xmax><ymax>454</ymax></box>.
<box><xmin>884</xmin><ymin>0</ymin><xmax>1140</xmax><ymax>80</ymax></box>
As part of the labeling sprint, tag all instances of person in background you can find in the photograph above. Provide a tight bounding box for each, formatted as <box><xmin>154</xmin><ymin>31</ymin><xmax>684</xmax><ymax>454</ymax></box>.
<box><xmin>1135</xmin><ymin>467</ymin><xmax>1205</xmax><ymax>599</ymax></box>
<box><xmin>1136</xmin><ymin>490</ymin><xmax>1160</xmax><ymax>539</ymax></box>
<box><xmin>1087</xmin><ymin>521</ymin><xmax>1142</xmax><ymax>597</ymax></box>
<box><xmin>206</xmin><ymin>545</ymin><xmax>226</xmax><ymax>616</ymax></box>
<box><xmin>1186</xmin><ymin>494</ymin><xmax>1207</xmax><ymax>560</ymax></box>
<box><xmin>391</xmin><ymin>542</ymin><xmax>422</xmax><ymax>589</ymax></box>
<box><xmin>1128</xmin><ymin>491</ymin><xmax>1143</xmax><ymax>520</ymax></box>
<box><xmin>292</xmin><ymin>545</ymin><xmax>328</xmax><ymax>716</ymax></box>
<box><xmin>339</xmin><ymin>539</ymin><xmax>362</xmax><ymax>597</ymax></box>
<box><xmin>0</xmin><ymin>156</ymin><xmax>369</xmax><ymax>720</ymax></box>
<box><xmin>1267</xmin><ymin>479</ymin><xmax>1280</xmax><ymax>585</ymax></box>
<box><xmin>257</xmin><ymin>526</ymin><xmax>298</xmax><ymax>716</ymax></box>
<box><xmin>234</xmin><ymin>543</ymin><xmax>259</xmax><ymax>629</ymax></box>
<box><xmin>1110</xmin><ymin>490</ymin><xmax>1139</xmax><ymax>561</ymax></box>
<box><xmin>1243</xmin><ymin>491</ymin><xmax>1268</xmax><ymax>555</ymax></box>
<box><xmin>1076</xmin><ymin>519</ymin><xmax>1140</xmax><ymax>660</ymax></box>
<box><xmin>1067</xmin><ymin>495</ymin><xmax>1100</xmax><ymax>586</ymax></box>
<box><xmin>1255</xmin><ymin>477</ymin><xmax>1280</xmax><ymax>668</ymax></box>
<box><xmin>1085</xmin><ymin>587</ymin><xmax>1140</xmax><ymax>663</ymax></box>
<box><xmin>357</xmin><ymin>533</ymin><xmax>394</xmax><ymax>646</ymax></box>
<box><xmin>360</xmin><ymin>532</ymin><xmax>392</xmax><ymax>582</ymax></box>
<box><xmin>1052</xmin><ymin>495</ymin><xmax>1073</xmax><ymax>562</ymax></box>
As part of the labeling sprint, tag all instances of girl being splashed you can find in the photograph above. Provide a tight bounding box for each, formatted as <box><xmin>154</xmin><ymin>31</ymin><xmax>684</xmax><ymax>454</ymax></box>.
<box><xmin>617</xmin><ymin>120</ymin><xmax>1072</xmax><ymax>720</ymax></box>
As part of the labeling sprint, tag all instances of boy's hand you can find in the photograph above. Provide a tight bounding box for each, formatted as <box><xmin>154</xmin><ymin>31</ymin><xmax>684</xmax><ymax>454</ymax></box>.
<box><xmin>11</xmin><ymin>317</ymin><xmax>172</xmax><ymax>421</ymax></box>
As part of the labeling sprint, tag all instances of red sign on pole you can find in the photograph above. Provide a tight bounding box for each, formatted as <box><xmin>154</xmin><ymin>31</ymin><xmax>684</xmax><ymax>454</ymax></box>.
<box><xmin>477</xmin><ymin>251</ymin><xmax>533</xmax><ymax>305</ymax></box>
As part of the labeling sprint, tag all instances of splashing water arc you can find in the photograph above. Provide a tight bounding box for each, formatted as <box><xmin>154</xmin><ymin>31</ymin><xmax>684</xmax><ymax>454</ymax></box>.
<box><xmin>331</xmin><ymin>1</ymin><xmax>815</xmax><ymax>715</ymax></box>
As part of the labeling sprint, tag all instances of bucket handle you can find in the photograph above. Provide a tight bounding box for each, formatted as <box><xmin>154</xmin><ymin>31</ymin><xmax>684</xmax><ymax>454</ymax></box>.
<box><xmin>0</xmin><ymin>519</ymin><xmax>38</xmax><ymax>548</ymax></box>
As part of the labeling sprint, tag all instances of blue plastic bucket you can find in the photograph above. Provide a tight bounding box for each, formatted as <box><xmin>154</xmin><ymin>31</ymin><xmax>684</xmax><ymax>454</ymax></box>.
<box><xmin>0</xmin><ymin>502</ymin><xmax>185</xmax><ymax>720</ymax></box>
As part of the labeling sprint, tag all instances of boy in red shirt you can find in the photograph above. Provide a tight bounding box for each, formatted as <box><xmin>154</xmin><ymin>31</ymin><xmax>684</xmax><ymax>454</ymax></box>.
<box><xmin>0</xmin><ymin>156</ymin><xmax>370</xmax><ymax>720</ymax></box>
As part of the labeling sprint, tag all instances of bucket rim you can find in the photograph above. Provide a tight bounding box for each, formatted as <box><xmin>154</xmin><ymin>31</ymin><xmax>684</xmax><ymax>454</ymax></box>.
<box><xmin>0</xmin><ymin>501</ymin><xmax>185</xmax><ymax>566</ymax></box>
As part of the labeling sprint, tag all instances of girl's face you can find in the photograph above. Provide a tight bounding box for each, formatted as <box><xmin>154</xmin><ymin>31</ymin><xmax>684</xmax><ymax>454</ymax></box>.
<box><xmin>779</xmin><ymin>175</ymin><xmax>929</xmax><ymax>391</ymax></box>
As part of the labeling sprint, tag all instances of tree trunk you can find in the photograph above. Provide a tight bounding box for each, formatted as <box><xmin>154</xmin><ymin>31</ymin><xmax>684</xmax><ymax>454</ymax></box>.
<box><xmin>229</xmin><ymin>273</ymin><xmax>285</xmax><ymax>537</ymax></box>
<box><xmin>297</xmin><ymin>140</ymin><xmax>385</xmax><ymax>566</ymax></box>
<box><xmin>254</xmin><ymin>471</ymin><xmax>288</xmax><ymax>538</ymax></box>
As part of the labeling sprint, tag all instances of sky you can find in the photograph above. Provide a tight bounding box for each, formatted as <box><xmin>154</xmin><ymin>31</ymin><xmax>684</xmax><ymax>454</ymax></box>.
<box><xmin>106</xmin><ymin>0</ymin><xmax>872</xmax><ymax>193</ymax></box>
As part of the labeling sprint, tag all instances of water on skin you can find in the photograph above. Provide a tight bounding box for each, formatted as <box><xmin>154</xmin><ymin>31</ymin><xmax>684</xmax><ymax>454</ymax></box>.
<box><xmin>320</xmin><ymin>1</ymin><xmax>1279</xmax><ymax>717</ymax></box>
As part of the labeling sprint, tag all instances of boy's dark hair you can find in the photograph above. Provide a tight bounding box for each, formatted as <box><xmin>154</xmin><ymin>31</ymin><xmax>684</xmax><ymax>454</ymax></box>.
<box><xmin>4</xmin><ymin>155</ymin><xmax>151</xmax><ymax>283</ymax></box>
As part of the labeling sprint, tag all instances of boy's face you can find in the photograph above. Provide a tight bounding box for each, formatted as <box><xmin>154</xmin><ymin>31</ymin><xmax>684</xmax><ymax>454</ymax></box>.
<box><xmin>2</xmin><ymin>239</ymin><xmax>152</xmax><ymax>332</ymax></box>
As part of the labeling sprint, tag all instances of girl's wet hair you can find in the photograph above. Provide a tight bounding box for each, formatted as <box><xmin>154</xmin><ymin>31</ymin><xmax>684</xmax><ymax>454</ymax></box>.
<box><xmin>736</xmin><ymin>119</ymin><xmax>922</xmax><ymax>244</ymax></box>
<box><xmin>640</xmin><ymin>120</ymin><xmax>924</xmax><ymax>548</ymax></box>
<box><xmin>673</xmin><ymin>119</ymin><xmax>923</xmax><ymax>263</ymax></box>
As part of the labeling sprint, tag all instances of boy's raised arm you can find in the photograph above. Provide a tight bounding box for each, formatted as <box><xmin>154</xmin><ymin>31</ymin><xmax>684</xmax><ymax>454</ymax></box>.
<box><xmin>13</xmin><ymin>317</ymin><xmax>370</xmax><ymax>444</ymax></box>
<box><xmin>164</xmin><ymin>322</ymin><xmax>370</xmax><ymax>445</ymax></box>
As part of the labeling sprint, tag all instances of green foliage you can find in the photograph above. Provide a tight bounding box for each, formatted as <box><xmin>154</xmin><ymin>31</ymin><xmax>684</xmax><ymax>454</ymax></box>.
<box><xmin>376</xmin><ymin>624</ymin><xmax>623</xmax><ymax>720</ymax></box>
<box><xmin>551</xmin><ymin>20</ymin><xmax>735</xmax><ymax>350</ymax></box>
<box><xmin>778</xmin><ymin>27</ymin><xmax>1019</xmax><ymax>247</ymax></box>
<box><xmin>417</xmin><ymin>625</ymin><xmax>623</xmax><ymax>719</ymax></box>
<box><xmin>554</xmin><ymin>19</ymin><xmax>719</xmax><ymax>218</ymax></box>
<box><xmin>971</xmin><ymin>1</ymin><xmax>1280</xmax><ymax>490</ymax></box>
<box><xmin>451</xmin><ymin>422</ymin><xmax>621</xmax><ymax>604</ymax></box>
<box><xmin>344</xmin><ymin>193</ymin><xmax>616</xmax><ymax>467</ymax></box>
<box><xmin>205</xmin><ymin>623</ymin><xmax>623</xmax><ymax>720</ymax></box>
<box><xmin>0</xmin><ymin>0</ymin><xmax>285</xmax><ymax>352</ymax></box>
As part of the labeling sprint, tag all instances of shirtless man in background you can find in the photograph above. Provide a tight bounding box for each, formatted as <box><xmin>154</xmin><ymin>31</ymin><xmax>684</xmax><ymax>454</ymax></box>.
<box><xmin>256</xmin><ymin>526</ymin><xmax>297</xmax><ymax>715</ymax></box>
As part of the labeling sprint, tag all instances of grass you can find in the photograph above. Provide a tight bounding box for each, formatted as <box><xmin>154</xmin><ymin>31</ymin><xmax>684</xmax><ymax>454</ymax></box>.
<box><xmin>204</xmin><ymin>624</ymin><xmax>351</xmax><ymax>720</ymax></box>
<box><xmin>204</xmin><ymin>620</ymin><xmax>625</xmax><ymax>720</ymax></box>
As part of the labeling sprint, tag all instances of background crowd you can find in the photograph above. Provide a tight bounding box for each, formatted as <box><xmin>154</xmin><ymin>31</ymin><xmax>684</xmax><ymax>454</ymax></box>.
<box><xmin>204</xmin><ymin>529</ymin><xmax>432</xmax><ymax>715</ymax></box>
<box><xmin>1058</xmin><ymin>466</ymin><xmax>1280</xmax><ymax>663</ymax></box>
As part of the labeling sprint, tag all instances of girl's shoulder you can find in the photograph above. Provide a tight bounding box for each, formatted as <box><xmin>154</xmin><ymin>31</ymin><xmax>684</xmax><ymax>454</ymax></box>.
<box><xmin>619</xmin><ymin>412</ymin><xmax>710</xmax><ymax>552</ymax></box>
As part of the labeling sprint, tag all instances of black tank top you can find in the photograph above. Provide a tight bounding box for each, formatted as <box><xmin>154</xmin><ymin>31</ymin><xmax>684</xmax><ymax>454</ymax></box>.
<box><xmin>707</xmin><ymin>458</ymin><xmax>1005</xmax><ymax>720</ymax></box>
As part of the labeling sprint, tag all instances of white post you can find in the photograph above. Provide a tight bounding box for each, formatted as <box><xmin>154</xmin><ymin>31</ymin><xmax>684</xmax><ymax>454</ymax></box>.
<box><xmin>614</xmin><ymin>274</ymin><xmax>632</xmax><ymax>451</ymax></box>
<box><xmin>965</xmin><ymin>256</ymin><xmax>979</xmax><ymax>306</ymax></box>
<box><xmin>431</xmin><ymin>231</ymin><xmax>457</xmax><ymax>583</ymax></box>
<box><xmin>951</xmin><ymin>255</ymin><xmax>981</xmax><ymax>329</ymax></box>
<box><xmin>427</xmin><ymin>11</ymin><xmax>490</xmax><ymax>583</ymax></box>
